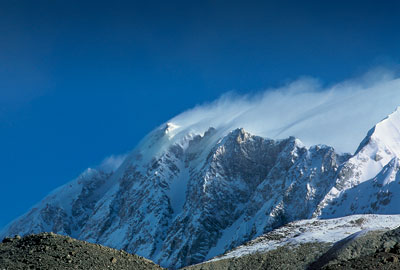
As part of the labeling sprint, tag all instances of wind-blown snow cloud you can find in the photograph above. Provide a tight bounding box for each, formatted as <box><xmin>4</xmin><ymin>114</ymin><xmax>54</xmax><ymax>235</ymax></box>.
<box><xmin>170</xmin><ymin>69</ymin><xmax>400</xmax><ymax>154</ymax></box>
<box><xmin>98</xmin><ymin>154</ymin><xmax>128</xmax><ymax>172</ymax></box>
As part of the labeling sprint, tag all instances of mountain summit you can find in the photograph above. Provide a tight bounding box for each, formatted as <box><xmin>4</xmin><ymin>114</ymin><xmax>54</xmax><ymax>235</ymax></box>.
<box><xmin>3</xmin><ymin>109</ymin><xmax>400</xmax><ymax>268</ymax></box>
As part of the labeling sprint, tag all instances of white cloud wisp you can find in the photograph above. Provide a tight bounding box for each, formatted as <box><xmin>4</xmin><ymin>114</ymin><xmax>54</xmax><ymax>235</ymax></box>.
<box><xmin>169</xmin><ymin>70</ymin><xmax>400</xmax><ymax>154</ymax></box>
<box><xmin>98</xmin><ymin>154</ymin><xmax>128</xmax><ymax>173</ymax></box>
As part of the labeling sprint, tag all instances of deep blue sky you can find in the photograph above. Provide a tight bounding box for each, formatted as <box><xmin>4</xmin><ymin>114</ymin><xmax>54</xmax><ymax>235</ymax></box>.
<box><xmin>1</xmin><ymin>0</ymin><xmax>400</xmax><ymax>229</ymax></box>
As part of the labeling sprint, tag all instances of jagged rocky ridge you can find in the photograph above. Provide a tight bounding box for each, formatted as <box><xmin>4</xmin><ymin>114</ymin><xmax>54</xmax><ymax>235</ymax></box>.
<box><xmin>3</xmin><ymin>108</ymin><xmax>400</xmax><ymax>268</ymax></box>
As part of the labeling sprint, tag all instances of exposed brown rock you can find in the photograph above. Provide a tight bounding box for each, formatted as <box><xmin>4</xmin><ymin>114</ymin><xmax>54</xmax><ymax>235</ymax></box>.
<box><xmin>0</xmin><ymin>233</ymin><xmax>163</xmax><ymax>270</ymax></box>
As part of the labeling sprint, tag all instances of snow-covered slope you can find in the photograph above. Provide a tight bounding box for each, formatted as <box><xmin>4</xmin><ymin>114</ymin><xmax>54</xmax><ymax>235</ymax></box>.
<box><xmin>1</xmin><ymin>169</ymin><xmax>113</xmax><ymax>238</ymax></box>
<box><xmin>315</xmin><ymin>107</ymin><xmax>400</xmax><ymax>218</ymax></box>
<box><xmin>3</xmin><ymin>108</ymin><xmax>400</xmax><ymax>268</ymax></box>
<box><xmin>209</xmin><ymin>214</ymin><xmax>400</xmax><ymax>262</ymax></box>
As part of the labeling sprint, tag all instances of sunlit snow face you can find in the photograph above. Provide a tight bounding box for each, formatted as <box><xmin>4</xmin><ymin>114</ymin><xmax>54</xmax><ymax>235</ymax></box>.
<box><xmin>169</xmin><ymin>69</ymin><xmax>400</xmax><ymax>154</ymax></box>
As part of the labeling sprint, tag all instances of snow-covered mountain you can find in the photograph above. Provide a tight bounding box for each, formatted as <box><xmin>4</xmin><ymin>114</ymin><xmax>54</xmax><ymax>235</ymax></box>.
<box><xmin>3</xmin><ymin>108</ymin><xmax>400</xmax><ymax>268</ymax></box>
<box><xmin>315</xmin><ymin>107</ymin><xmax>400</xmax><ymax>217</ymax></box>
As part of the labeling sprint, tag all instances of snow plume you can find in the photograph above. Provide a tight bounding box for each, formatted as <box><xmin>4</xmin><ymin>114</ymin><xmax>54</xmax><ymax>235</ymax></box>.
<box><xmin>98</xmin><ymin>154</ymin><xmax>127</xmax><ymax>172</ymax></box>
<box><xmin>170</xmin><ymin>69</ymin><xmax>400</xmax><ymax>154</ymax></box>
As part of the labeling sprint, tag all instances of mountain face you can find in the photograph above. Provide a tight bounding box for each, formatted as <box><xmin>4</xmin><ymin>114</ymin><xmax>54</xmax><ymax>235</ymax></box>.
<box><xmin>3</xmin><ymin>108</ymin><xmax>400</xmax><ymax>268</ymax></box>
<box><xmin>316</xmin><ymin>107</ymin><xmax>400</xmax><ymax>218</ymax></box>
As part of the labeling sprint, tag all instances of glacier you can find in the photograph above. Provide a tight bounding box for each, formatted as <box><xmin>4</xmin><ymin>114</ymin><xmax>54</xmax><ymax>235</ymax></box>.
<box><xmin>3</xmin><ymin>108</ymin><xmax>400</xmax><ymax>268</ymax></box>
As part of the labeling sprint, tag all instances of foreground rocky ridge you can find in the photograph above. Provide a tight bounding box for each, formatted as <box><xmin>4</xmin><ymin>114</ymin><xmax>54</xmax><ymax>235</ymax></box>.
<box><xmin>208</xmin><ymin>214</ymin><xmax>400</xmax><ymax>263</ymax></box>
<box><xmin>0</xmin><ymin>233</ymin><xmax>163</xmax><ymax>270</ymax></box>
<box><xmin>3</xmin><ymin>109</ymin><xmax>400</xmax><ymax>268</ymax></box>
<box><xmin>185</xmin><ymin>242</ymin><xmax>331</xmax><ymax>270</ymax></box>
<box><xmin>187</xmin><ymin>218</ymin><xmax>400</xmax><ymax>270</ymax></box>
<box><xmin>313</xmin><ymin>224</ymin><xmax>400</xmax><ymax>269</ymax></box>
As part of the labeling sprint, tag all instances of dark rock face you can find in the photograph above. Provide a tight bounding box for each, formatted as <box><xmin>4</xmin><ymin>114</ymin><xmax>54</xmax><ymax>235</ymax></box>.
<box><xmin>0</xmin><ymin>233</ymin><xmax>163</xmax><ymax>270</ymax></box>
